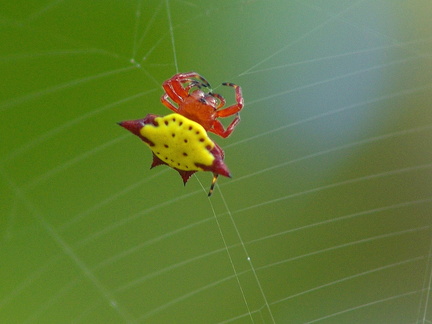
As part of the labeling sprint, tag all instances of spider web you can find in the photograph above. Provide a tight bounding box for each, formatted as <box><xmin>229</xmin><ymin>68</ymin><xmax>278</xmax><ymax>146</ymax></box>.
<box><xmin>1</xmin><ymin>0</ymin><xmax>432</xmax><ymax>323</ymax></box>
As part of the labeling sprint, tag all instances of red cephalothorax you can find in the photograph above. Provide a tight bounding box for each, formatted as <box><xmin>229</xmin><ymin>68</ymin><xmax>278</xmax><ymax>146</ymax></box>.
<box><xmin>160</xmin><ymin>72</ymin><xmax>244</xmax><ymax>138</ymax></box>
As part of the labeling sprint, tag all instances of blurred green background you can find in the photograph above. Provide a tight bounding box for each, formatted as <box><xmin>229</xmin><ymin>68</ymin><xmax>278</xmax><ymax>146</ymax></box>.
<box><xmin>1</xmin><ymin>0</ymin><xmax>432</xmax><ymax>323</ymax></box>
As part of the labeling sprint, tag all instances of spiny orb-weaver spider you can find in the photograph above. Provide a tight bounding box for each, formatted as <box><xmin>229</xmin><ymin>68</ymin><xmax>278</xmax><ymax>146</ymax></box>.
<box><xmin>118</xmin><ymin>72</ymin><xmax>243</xmax><ymax>196</ymax></box>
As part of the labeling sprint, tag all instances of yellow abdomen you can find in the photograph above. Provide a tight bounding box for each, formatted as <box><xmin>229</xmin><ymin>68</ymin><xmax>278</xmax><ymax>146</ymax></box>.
<box><xmin>140</xmin><ymin>113</ymin><xmax>215</xmax><ymax>171</ymax></box>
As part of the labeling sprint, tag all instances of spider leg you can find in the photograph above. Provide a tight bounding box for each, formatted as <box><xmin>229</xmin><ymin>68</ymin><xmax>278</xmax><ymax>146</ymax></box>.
<box><xmin>169</xmin><ymin>77</ymin><xmax>192</xmax><ymax>100</ymax></box>
<box><xmin>160</xmin><ymin>93</ymin><xmax>179</xmax><ymax>112</ymax></box>
<box><xmin>208</xmin><ymin>173</ymin><xmax>219</xmax><ymax>196</ymax></box>
<box><xmin>210</xmin><ymin>114</ymin><xmax>241</xmax><ymax>138</ymax></box>
<box><xmin>210</xmin><ymin>92</ymin><xmax>226</xmax><ymax>109</ymax></box>
<box><xmin>162</xmin><ymin>78</ymin><xmax>186</xmax><ymax>104</ymax></box>
<box><xmin>216</xmin><ymin>83</ymin><xmax>244</xmax><ymax>117</ymax></box>
<box><xmin>176</xmin><ymin>72</ymin><xmax>211</xmax><ymax>88</ymax></box>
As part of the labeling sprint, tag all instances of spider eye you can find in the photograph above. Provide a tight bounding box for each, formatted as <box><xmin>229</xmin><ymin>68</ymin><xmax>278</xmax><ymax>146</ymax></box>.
<box><xmin>205</xmin><ymin>96</ymin><xmax>217</xmax><ymax>107</ymax></box>
<box><xmin>191</xmin><ymin>90</ymin><xmax>205</xmax><ymax>99</ymax></box>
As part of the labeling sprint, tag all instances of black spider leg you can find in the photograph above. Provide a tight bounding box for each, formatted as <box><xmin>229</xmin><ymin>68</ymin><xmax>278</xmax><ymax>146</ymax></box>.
<box><xmin>193</xmin><ymin>74</ymin><xmax>211</xmax><ymax>88</ymax></box>
<box><xmin>208</xmin><ymin>174</ymin><xmax>219</xmax><ymax>196</ymax></box>
<box><xmin>184</xmin><ymin>80</ymin><xmax>212</xmax><ymax>95</ymax></box>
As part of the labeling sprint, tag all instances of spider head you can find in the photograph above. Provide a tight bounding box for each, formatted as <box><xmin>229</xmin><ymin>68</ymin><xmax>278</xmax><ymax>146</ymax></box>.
<box><xmin>190</xmin><ymin>90</ymin><xmax>219</xmax><ymax>108</ymax></box>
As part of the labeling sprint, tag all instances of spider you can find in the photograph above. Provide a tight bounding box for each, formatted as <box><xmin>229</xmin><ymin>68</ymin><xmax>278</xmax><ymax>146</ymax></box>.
<box><xmin>161</xmin><ymin>72</ymin><xmax>244</xmax><ymax>138</ymax></box>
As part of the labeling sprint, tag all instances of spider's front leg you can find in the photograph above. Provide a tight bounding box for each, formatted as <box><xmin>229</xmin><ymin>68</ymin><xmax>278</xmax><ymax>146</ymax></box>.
<box><xmin>210</xmin><ymin>83</ymin><xmax>243</xmax><ymax>138</ymax></box>
<box><xmin>177</xmin><ymin>72</ymin><xmax>211</xmax><ymax>88</ymax></box>
<box><xmin>216</xmin><ymin>83</ymin><xmax>244</xmax><ymax>117</ymax></box>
